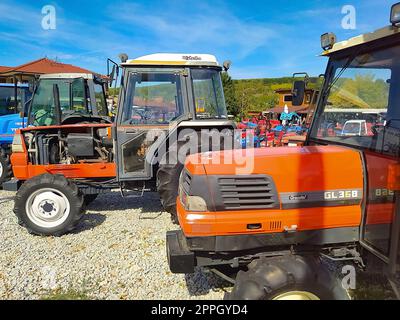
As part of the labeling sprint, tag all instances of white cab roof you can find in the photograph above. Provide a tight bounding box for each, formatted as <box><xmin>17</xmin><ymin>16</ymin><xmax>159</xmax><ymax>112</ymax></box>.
<box><xmin>323</xmin><ymin>25</ymin><xmax>400</xmax><ymax>56</ymax></box>
<box><xmin>124</xmin><ymin>53</ymin><xmax>220</xmax><ymax>67</ymax></box>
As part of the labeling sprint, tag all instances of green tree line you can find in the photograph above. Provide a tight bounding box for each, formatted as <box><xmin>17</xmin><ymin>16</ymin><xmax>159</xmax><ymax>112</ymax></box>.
<box><xmin>108</xmin><ymin>74</ymin><xmax>326</xmax><ymax>116</ymax></box>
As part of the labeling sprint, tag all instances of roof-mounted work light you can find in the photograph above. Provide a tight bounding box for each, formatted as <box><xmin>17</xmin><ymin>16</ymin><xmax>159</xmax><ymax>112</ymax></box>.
<box><xmin>391</xmin><ymin>2</ymin><xmax>400</xmax><ymax>25</ymax></box>
<box><xmin>321</xmin><ymin>32</ymin><xmax>337</xmax><ymax>51</ymax></box>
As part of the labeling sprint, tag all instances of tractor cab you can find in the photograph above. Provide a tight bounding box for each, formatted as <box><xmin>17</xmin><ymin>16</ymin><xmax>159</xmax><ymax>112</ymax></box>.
<box><xmin>0</xmin><ymin>83</ymin><xmax>31</xmax><ymax>117</ymax></box>
<box><xmin>28</xmin><ymin>73</ymin><xmax>109</xmax><ymax>127</ymax></box>
<box><xmin>112</xmin><ymin>54</ymin><xmax>233</xmax><ymax>182</ymax></box>
<box><xmin>301</xmin><ymin>6</ymin><xmax>400</xmax><ymax>297</ymax></box>
<box><xmin>166</xmin><ymin>5</ymin><xmax>400</xmax><ymax>300</ymax></box>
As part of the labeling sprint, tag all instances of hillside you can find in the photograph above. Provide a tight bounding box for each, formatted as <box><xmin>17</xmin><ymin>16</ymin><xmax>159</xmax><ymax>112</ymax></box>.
<box><xmin>223</xmin><ymin>74</ymin><xmax>323</xmax><ymax>116</ymax></box>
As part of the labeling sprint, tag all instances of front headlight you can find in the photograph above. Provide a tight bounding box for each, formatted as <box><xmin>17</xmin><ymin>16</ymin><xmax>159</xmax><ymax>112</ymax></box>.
<box><xmin>179</xmin><ymin>171</ymin><xmax>208</xmax><ymax>212</ymax></box>
<box><xmin>184</xmin><ymin>196</ymin><xmax>207</xmax><ymax>212</ymax></box>
<box><xmin>11</xmin><ymin>134</ymin><xmax>25</xmax><ymax>153</ymax></box>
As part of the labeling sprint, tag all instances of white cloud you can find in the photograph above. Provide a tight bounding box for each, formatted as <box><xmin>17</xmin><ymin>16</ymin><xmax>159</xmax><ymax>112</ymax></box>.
<box><xmin>112</xmin><ymin>2</ymin><xmax>276</xmax><ymax>59</ymax></box>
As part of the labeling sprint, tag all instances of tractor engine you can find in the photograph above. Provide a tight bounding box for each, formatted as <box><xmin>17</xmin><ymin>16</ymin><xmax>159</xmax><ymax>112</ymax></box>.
<box><xmin>24</xmin><ymin>126</ymin><xmax>113</xmax><ymax>165</ymax></box>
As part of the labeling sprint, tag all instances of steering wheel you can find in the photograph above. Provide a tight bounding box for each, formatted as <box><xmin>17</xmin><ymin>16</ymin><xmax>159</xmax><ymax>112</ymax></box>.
<box><xmin>33</xmin><ymin>109</ymin><xmax>53</xmax><ymax>126</ymax></box>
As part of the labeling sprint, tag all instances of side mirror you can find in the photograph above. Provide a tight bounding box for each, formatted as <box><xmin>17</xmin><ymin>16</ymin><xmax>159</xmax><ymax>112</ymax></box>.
<box><xmin>109</xmin><ymin>65</ymin><xmax>116</xmax><ymax>86</ymax></box>
<box><xmin>292</xmin><ymin>80</ymin><xmax>306</xmax><ymax>106</ymax></box>
<box><xmin>107</xmin><ymin>58</ymin><xmax>120</xmax><ymax>87</ymax></box>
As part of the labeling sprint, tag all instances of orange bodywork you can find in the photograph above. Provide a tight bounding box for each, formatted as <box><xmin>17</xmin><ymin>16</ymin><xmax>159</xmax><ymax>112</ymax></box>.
<box><xmin>11</xmin><ymin>124</ymin><xmax>116</xmax><ymax>180</ymax></box>
<box><xmin>179</xmin><ymin>146</ymin><xmax>365</xmax><ymax>238</ymax></box>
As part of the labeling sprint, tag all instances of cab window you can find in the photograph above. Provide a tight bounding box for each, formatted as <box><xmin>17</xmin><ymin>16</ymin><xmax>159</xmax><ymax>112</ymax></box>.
<box><xmin>122</xmin><ymin>72</ymin><xmax>183</xmax><ymax>125</ymax></box>
<box><xmin>94</xmin><ymin>81</ymin><xmax>108</xmax><ymax>116</ymax></box>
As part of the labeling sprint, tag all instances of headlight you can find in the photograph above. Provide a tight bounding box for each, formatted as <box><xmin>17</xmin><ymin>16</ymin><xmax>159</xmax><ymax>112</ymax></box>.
<box><xmin>183</xmin><ymin>195</ymin><xmax>207</xmax><ymax>212</ymax></box>
<box><xmin>179</xmin><ymin>171</ymin><xmax>208</xmax><ymax>212</ymax></box>
<box><xmin>321</xmin><ymin>32</ymin><xmax>336</xmax><ymax>50</ymax></box>
<box><xmin>11</xmin><ymin>134</ymin><xmax>24</xmax><ymax>153</ymax></box>
<box><xmin>391</xmin><ymin>2</ymin><xmax>400</xmax><ymax>25</ymax></box>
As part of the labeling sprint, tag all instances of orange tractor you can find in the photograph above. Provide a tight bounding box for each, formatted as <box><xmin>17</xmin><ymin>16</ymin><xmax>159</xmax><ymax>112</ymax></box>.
<box><xmin>4</xmin><ymin>54</ymin><xmax>235</xmax><ymax>236</ymax></box>
<box><xmin>167</xmin><ymin>5</ymin><xmax>400</xmax><ymax>300</ymax></box>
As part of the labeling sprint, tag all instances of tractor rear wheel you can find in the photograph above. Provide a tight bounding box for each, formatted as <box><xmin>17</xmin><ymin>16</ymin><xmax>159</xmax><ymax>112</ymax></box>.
<box><xmin>224</xmin><ymin>255</ymin><xmax>349</xmax><ymax>300</ymax></box>
<box><xmin>14</xmin><ymin>174</ymin><xmax>84</xmax><ymax>236</ymax></box>
<box><xmin>0</xmin><ymin>148</ymin><xmax>12</xmax><ymax>186</ymax></box>
<box><xmin>157</xmin><ymin>151</ymin><xmax>184</xmax><ymax>224</ymax></box>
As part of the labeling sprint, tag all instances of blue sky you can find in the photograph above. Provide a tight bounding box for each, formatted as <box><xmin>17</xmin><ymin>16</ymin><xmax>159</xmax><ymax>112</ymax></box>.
<box><xmin>0</xmin><ymin>0</ymin><xmax>395</xmax><ymax>79</ymax></box>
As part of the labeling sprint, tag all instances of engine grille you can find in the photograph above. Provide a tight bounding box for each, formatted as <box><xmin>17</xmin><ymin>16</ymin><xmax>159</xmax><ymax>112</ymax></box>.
<box><xmin>181</xmin><ymin>170</ymin><xmax>192</xmax><ymax>194</ymax></box>
<box><xmin>218</xmin><ymin>175</ymin><xmax>279</xmax><ymax>210</ymax></box>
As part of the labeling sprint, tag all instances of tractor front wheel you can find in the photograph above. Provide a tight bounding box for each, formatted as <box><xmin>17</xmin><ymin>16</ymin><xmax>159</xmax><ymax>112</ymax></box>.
<box><xmin>157</xmin><ymin>152</ymin><xmax>183</xmax><ymax>224</ymax></box>
<box><xmin>14</xmin><ymin>174</ymin><xmax>84</xmax><ymax>236</ymax></box>
<box><xmin>0</xmin><ymin>148</ymin><xmax>12</xmax><ymax>186</ymax></box>
<box><xmin>224</xmin><ymin>255</ymin><xmax>349</xmax><ymax>300</ymax></box>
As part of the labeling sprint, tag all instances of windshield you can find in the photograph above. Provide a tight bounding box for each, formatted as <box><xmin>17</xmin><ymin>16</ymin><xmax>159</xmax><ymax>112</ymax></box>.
<box><xmin>121</xmin><ymin>72</ymin><xmax>184</xmax><ymax>125</ymax></box>
<box><xmin>0</xmin><ymin>85</ymin><xmax>31</xmax><ymax>116</ymax></box>
<box><xmin>28</xmin><ymin>78</ymin><xmax>109</xmax><ymax>126</ymax></box>
<box><xmin>191</xmin><ymin>68</ymin><xmax>228</xmax><ymax>119</ymax></box>
<box><xmin>310</xmin><ymin>44</ymin><xmax>399</xmax><ymax>150</ymax></box>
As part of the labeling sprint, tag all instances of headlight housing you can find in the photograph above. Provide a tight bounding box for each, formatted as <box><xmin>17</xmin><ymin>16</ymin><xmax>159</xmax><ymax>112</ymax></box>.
<box><xmin>11</xmin><ymin>134</ymin><xmax>24</xmax><ymax>153</ymax></box>
<box><xmin>321</xmin><ymin>32</ymin><xmax>336</xmax><ymax>51</ymax></box>
<box><xmin>391</xmin><ymin>2</ymin><xmax>400</xmax><ymax>25</ymax></box>
<box><xmin>179</xmin><ymin>171</ymin><xmax>208</xmax><ymax>212</ymax></box>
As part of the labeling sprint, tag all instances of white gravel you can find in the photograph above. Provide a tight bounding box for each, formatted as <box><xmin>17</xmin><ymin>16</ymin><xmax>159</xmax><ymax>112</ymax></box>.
<box><xmin>0</xmin><ymin>190</ymin><xmax>229</xmax><ymax>300</ymax></box>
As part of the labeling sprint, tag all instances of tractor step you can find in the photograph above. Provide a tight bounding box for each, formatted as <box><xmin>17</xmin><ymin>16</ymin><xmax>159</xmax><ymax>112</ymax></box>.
<box><xmin>120</xmin><ymin>184</ymin><xmax>151</xmax><ymax>198</ymax></box>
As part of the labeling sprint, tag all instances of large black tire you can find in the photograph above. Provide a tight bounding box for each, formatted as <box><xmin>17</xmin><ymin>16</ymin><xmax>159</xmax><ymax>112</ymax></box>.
<box><xmin>0</xmin><ymin>148</ymin><xmax>12</xmax><ymax>186</ymax></box>
<box><xmin>157</xmin><ymin>156</ymin><xmax>183</xmax><ymax>224</ymax></box>
<box><xmin>225</xmin><ymin>255</ymin><xmax>349</xmax><ymax>300</ymax></box>
<box><xmin>14</xmin><ymin>174</ymin><xmax>84</xmax><ymax>236</ymax></box>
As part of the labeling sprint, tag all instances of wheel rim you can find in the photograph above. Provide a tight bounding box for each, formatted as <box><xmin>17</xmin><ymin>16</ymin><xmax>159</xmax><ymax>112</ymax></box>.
<box><xmin>0</xmin><ymin>161</ymin><xmax>3</xmax><ymax>178</ymax></box>
<box><xmin>272</xmin><ymin>291</ymin><xmax>320</xmax><ymax>300</ymax></box>
<box><xmin>25</xmin><ymin>188</ymin><xmax>71</xmax><ymax>229</ymax></box>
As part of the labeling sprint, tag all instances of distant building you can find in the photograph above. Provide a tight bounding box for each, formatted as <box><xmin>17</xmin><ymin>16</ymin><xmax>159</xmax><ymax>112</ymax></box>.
<box><xmin>0</xmin><ymin>58</ymin><xmax>105</xmax><ymax>84</ymax></box>
<box><xmin>268</xmin><ymin>88</ymin><xmax>319</xmax><ymax>114</ymax></box>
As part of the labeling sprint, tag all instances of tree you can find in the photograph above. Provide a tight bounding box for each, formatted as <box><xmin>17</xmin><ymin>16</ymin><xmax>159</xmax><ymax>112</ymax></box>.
<box><xmin>221</xmin><ymin>72</ymin><xmax>240</xmax><ymax>116</ymax></box>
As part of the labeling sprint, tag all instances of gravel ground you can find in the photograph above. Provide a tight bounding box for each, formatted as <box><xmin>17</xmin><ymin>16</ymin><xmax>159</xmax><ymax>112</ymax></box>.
<box><xmin>0</xmin><ymin>189</ymin><xmax>396</xmax><ymax>300</ymax></box>
<box><xmin>0</xmin><ymin>190</ymin><xmax>229</xmax><ymax>300</ymax></box>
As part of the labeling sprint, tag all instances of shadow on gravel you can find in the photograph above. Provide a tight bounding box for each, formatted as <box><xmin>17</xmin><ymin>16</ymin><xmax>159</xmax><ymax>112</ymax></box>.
<box><xmin>87</xmin><ymin>192</ymin><xmax>164</xmax><ymax>214</ymax></box>
<box><xmin>72</xmin><ymin>213</ymin><xmax>107</xmax><ymax>234</ymax></box>
<box><xmin>0</xmin><ymin>196</ymin><xmax>14</xmax><ymax>204</ymax></box>
<box><xmin>184</xmin><ymin>267</ymin><xmax>232</xmax><ymax>297</ymax></box>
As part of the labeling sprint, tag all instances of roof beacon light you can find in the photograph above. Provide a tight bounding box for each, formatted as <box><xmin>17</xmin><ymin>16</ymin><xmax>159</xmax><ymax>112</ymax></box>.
<box><xmin>321</xmin><ymin>33</ymin><xmax>337</xmax><ymax>51</ymax></box>
<box><xmin>391</xmin><ymin>2</ymin><xmax>400</xmax><ymax>25</ymax></box>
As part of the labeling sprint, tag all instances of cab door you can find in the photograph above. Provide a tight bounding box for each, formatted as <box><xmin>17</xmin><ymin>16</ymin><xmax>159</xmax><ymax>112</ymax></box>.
<box><xmin>360</xmin><ymin>124</ymin><xmax>400</xmax><ymax>298</ymax></box>
<box><xmin>115</xmin><ymin>68</ymin><xmax>189</xmax><ymax>181</ymax></box>
<box><xmin>388</xmin><ymin>194</ymin><xmax>400</xmax><ymax>298</ymax></box>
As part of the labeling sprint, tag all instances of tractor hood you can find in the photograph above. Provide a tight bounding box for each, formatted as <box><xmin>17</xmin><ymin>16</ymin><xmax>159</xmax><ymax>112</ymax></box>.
<box><xmin>179</xmin><ymin>145</ymin><xmax>365</xmax><ymax>238</ymax></box>
<box><xmin>185</xmin><ymin>145</ymin><xmax>364</xmax><ymax>195</ymax></box>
